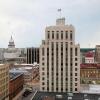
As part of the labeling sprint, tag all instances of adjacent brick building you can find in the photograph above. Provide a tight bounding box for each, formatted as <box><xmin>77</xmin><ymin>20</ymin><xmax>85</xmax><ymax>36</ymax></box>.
<box><xmin>80</xmin><ymin>63</ymin><xmax>100</xmax><ymax>84</ymax></box>
<box><xmin>9</xmin><ymin>73</ymin><xmax>24</xmax><ymax>100</ymax></box>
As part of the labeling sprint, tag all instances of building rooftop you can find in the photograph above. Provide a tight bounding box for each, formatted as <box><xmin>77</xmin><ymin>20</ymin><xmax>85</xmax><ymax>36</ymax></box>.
<box><xmin>9</xmin><ymin>72</ymin><xmax>23</xmax><ymax>80</ymax></box>
<box><xmin>81</xmin><ymin>84</ymin><xmax>100</xmax><ymax>94</ymax></box>
<box><xmin>80</xmin><ymin>48</ymin><xmax>95</xmax><ymax>52</ymax></box>
<box><xmin>80</xmin><ymin>63</ymin><xmax>100</xmax><ymax>69</ymax></box>
<box><xmin>32</xmin><ymin>91</ymin><xmax>100</xmax><ymax>100</ymax></box>
<box><xmin>85</xmin><ymin>51</ymin><xmax>94</xmax><ymax>57</ymax></box>
<box><xmin>9</xmin><ymin>68</ymin><xmax>30</xmax><ymax>75</ymax></box>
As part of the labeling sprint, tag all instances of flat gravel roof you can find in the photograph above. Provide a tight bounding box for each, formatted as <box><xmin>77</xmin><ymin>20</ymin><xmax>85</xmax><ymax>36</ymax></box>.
<box><xmin>32</xmin><ymin>91</ymin><xmax>100</xmax><ymax>100</ymax></box>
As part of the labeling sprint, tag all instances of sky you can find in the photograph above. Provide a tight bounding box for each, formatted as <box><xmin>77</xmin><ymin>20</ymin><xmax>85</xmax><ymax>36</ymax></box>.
<box><xmin>0</xmin><ymin>0</ymin><xmax>100</xmax><ymax>48</ymax></box>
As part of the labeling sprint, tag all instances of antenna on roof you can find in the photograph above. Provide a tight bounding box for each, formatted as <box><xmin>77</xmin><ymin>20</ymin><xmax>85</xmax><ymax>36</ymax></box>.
<box><xmin>58</xmin><ymin>8</ymin><xmax>62</xmax><ymax>18</ymax></box>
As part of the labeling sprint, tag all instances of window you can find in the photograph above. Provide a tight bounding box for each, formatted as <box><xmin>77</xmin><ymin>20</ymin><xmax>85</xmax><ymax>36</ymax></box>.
<box><xmin>42</xmin><ymin>72</ymin><xmax>45</xmax><ymax>75</ymax></box>
<box><xmin>42</xmin><ymin>77</ymin><xmax>44</xmax><ymax>81</ymax></box>
<box><xmin>75</xmin><ymin>58</ymin><xmax>77</xmax><ymax>61</ymax></box>
<box><xmin>70</xmin><ymin>63</ymin><xmax>72</xmax><ymax>66</ymax></box>
<box><xmin>61</xmin><ymin>67</ymin><xmax>63</xmax><ymax>71</ymax></box>
<box><xmin>56</xmin><ymin>31</ymin><xmax>59</xmax><ymax>39</ymax></box>
<box><xmin>42</xmin><ymin>82</ymin><xmax>45</xmax><ymax>85</ymax></box>
<box><xmin>42</xmin><ymin>87</ymin><xmax>45</xmax><ymax>90</ymax></box>
<box><xmin>66</xmin><ymin>31</ymin><xmax>68</xmax><ymax>39</ymax></box>
<box><xmin>75</xmin><ymin>83</ymin><xmax>77</xmax><ymax>86</ymax></box>
<box><xmin>42</xmin><ymin>77</ymin><xmax>45</xmax><ymax>80</ymax></box>
<box><xmin>42</xmin><ymin>67</ymin><xmax>44</xmax><ymax>70</ymax></box>
<box><xmin>56</xmin><ymin>73</ymin><xmax>58</xmax><ymax>75</ymax></box>
<box><xmin>42</xmin><ymin>63</ymin><xmax>44</xmax><ymax>66</ymax></box>
<box><xmin>75</xmin><ymin>78</ymin><xmax>77</xmax><ymax>81</ymax></box>
<box><xmin>70</xmin><ymin>33</ymin><xmax>72</xmax><ymax>40</ymax></box>
<box><xmin>47</xmin><ymin>31</ymin><xmax>50</xmax><ymax>39</ymax></box>
<box><xmin>56</xmin><ymin>33</ymin><xmax>59</xmax><ymax>39</ymax></box>
<box><xmin>42</xmin><ymin>48</ymin><xmax>44</xmax><ymax>56</ymax></box>
<box><xmin>42</xmin><ymin>57</ymin><xmax>44</xmax><ymax>60</ymax></box>
<box><xmin>70</xmin><ymin>73</ymin><xmax>72</xmax><ymax>76</ymax></box>
<box><xmin>61</xmin><ymin>31</ymin><xmax>63</xmax><ymax>39</ymax></box>
<box><xmin>75</xmin><ymin>88</ymin><xmax>77</xmax><ymax>91</ymax></box>
<box><xmin>66</xmin><ymin>78</ymin><xmax>68</xmax><ymax>81</ymax></box>
<box><xmin>47</xmin><ymin>71</ymin><xmax>49</xmax><ymax>74</ymax></box>
<box><xmin>75</xmin><ymin>63</ymin><xmax>77</xmax><ymax>66</ymax></box>
<box><xmin>75</xmin><ymin>68</ymin><xmax>77</xmax><ymax>71</ymax></box>
<box><xmin>61</xmin><ymin>88</ymin><xmax>63</xmax><ymax>92</ymax></box>
<box><xmin>75</xmin><ymin>73</ymin><xmax>77</xmax><ymax>76</ymax></box>
<box><xmin>75</xmin><ymin>48</ymin><xmax>77</xmax><ymax>56</ymax></box>
<box><xmin>52</xmin><ymin>31</ymin><xmax>54</xmax><ymax>39</ymax></box>
<box><xmin>47</xmin><ymin>87</ymin><xmax>49</xmax><ymax>91</ymax></box>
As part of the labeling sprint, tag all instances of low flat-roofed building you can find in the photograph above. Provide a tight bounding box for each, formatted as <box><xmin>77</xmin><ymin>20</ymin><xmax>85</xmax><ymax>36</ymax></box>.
<box><xmin>9</xmin><ymin>63</ymin><xmax>39</xmax><ymax>83</ymax></box>
<box><xmin>10</xmin><ymin>68</ymin><xmax>33</xmax><ymax>83</ymax></box>
<box><xmin>13</xmin><ymin>63</ymin><xmax>39</xmax><ymax>81</ymax></box>
<box><xmin>9</xmin><ymin>73</ymin><xmax>24</xmax><ymax>100</ymax></box>
<box><xmin>0</xmin><ymin>64</ymin><xmax>9</xmax><ymax>100</ymax></box>
<box><xmin>32</xmin><ymin>91</ymin><xmax>100</xmax><ymax>100</ymax></box>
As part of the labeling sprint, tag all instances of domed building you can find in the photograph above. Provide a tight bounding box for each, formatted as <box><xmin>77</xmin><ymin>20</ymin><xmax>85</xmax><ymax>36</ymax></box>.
<box><xmin>3</xmin><ymin>36</ymin><xmax>26</xmax><ymax>64</ymax></box>
<box><xmin>8</xmin><ymin>35</ymin><xmax>15</xmax><ymax>48</ymax></box>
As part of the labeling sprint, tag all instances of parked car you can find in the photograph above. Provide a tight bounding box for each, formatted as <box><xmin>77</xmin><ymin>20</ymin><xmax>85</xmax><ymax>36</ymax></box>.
<box><xmin>22</xmin><ymin>90</ymin><xmax>32</xmax><ymax>97</ymax></box>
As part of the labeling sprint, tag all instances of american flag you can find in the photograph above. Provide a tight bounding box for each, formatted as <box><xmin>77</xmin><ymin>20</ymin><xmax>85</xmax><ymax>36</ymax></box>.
<box><xmin>58</xmin><ymin>9</ymin><xmax>61</xmax><ymax>12</ymax></box>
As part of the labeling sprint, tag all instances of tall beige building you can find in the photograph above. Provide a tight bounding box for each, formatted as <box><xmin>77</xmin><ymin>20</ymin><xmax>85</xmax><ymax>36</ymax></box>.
<box><xmin>0</xmin><ymin>64</ymin><xmax>9</xmax><ymax>100</ymax></box>
<box><xmin>40</xmin><ymin>18</ymin><xmax>80</xmax><ymax>93</ymax></box>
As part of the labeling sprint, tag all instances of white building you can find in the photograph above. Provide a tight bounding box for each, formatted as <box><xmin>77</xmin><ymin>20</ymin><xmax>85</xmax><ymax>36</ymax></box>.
<box><xmin>40</xmin><ymin>18</ymin><xmax>80</xmax><ymax>93</ymax></box>
<box><xmin>3</xmin><ymin>36</ymin><xmax>26</xmax><ymax>64</ymax></box>
<box><xmin>85</xmin><ymin>51</ymin><xmax>94</xmax><ymax>63</ymax></box>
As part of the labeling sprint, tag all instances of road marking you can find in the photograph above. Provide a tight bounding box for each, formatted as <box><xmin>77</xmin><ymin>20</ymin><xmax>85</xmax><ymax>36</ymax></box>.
<box><xmin>30</xmin><ymin>90</ymin><xmax>37</xmax><ymax>100</ymax></box>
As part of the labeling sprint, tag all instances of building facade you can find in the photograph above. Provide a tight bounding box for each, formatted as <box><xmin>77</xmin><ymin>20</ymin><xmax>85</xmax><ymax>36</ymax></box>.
<box><xmin>95</xmin><ymin>45</ymin><xmax>100</xmax><ymax>63</ymax></box>
<box><xmin>9</xmin><ymin>73</ymin><xmax>24</xmax><ymax>100</ymax></box>
<box><xmin>27</xmin><ymin>47</ymin><xmax>39</xmax><ymax>64</ymax></box>
<box><xmin>80</xmin><ymin>48</ymin><xmax>95</xmax><ymax>64</ymax></box>
<box><xmin>80</xmin><ymin>63</ymin><xmax>100</xmax><ymax>84</ymax></box>
<box><xmin>40</xmin><ymin>18</ymin><xmax>80</xmax><ymax>93</ymax></box>
<box><xmin>85</xmin><ymin>51</ymin><xmax>94</xmax><ymax>63</ymax></box>
<box><xmin>0</xmin><ymin>64</ymin><xmax>9</xmax><ymax>100</ymax></box>
<box><xmin>3</xmin><ymin>36</ymin><xmax>26</xmax><ymax>64</ymax></box>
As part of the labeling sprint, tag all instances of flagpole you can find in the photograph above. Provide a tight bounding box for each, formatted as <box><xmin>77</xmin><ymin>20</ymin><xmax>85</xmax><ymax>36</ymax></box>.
<box><xmin>58</xmin><ymin>9</ymin><xmax>62</xmax><ymax>18</ymax></box>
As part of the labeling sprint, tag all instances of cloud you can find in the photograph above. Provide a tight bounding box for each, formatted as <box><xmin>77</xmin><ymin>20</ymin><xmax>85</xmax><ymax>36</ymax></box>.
<box><xmin>0</xmin><ymin>0</ymin><xmax>100</xmax><ymax>47</ymax></box>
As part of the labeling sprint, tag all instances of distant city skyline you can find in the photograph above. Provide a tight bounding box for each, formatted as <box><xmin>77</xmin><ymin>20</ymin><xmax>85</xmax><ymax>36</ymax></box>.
<box><xmin>0</xmin><ymin>0</ymin><xmax>100</xmax><ymax>48</ymax></box>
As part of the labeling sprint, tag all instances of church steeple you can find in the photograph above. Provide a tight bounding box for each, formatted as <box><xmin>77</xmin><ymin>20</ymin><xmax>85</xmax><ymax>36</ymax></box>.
<box><xmin>8</xmin><ymin>35</ymin><xmax>15</xmax><ymax>48</ymax></box>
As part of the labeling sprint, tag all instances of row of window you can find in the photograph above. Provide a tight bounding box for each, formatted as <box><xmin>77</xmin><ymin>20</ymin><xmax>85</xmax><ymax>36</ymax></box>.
<box><xmin>42</xmin><ymin>48</ymin><xmax>78</xmax><ymax>57</ymax></box>
<box><xmin>42</xmin><ymin>61</ymin><xmax>78</xmax><ymax>67</ymax></box>
<box><xmin>47</xmin><ymin>30</ymin><xmax>73</xmax><ymax>40</ymax></box>
<box><xmin>42</xmin><ymin>87</ymin><xmax>78</xmax><ymax>92</ymax></box>
<box><xmin>42</xmin><ymin>71</ymin><xmax>78</xmax><ymax>79</ymax></box>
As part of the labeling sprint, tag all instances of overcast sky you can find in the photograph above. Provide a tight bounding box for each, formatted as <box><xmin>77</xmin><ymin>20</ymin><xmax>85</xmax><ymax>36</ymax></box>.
<box><xmin>0</xmin><ymin>0</ymin><xmax>100</xmax><ymax>48</ymax></box>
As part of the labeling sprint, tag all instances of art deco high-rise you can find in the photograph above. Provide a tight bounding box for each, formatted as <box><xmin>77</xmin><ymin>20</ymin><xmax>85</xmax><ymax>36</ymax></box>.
<box><xmin>40</xmin><ymin>18</ymin><xmax>80</xmax><ymax>93</ymax></box>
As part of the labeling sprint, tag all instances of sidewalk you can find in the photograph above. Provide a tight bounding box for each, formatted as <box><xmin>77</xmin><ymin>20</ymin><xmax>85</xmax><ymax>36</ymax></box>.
<box><xmin>12</xmin><ymin>89</ymin><xmax>25</xmax><ymax>100</ymax></box>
